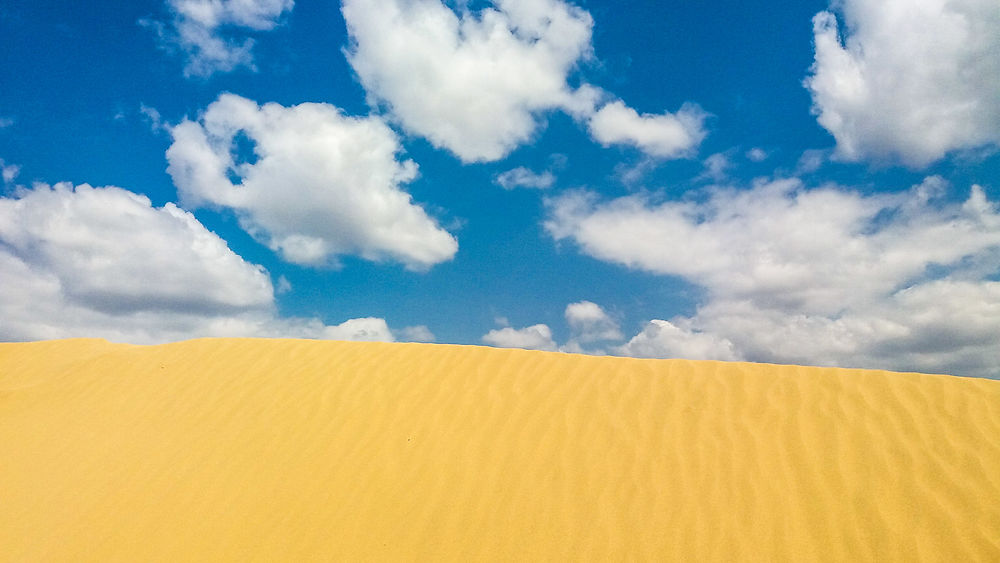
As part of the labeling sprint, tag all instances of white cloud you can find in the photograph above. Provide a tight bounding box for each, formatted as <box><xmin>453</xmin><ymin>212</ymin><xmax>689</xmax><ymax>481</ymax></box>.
<box><xmin>805</xmin><ymin>0</ymin><xmax>1000</xmax><ymax>167</ymax></box>
<box><xmin>546</xmin><ymin>177</ymin><xmax>1000</xmax><ymax>377</ymax></box>
<box><xmin>0</xmin><ymin>117</ymin><xmax>13</xmax><ymax>128</ymax></box>
<box><xmin>698</xmin><ymin>152</ymin><xmax>731</xmax><ymax>182</ymax></box>
<box><xmin>483</xmin><ymin>301</ymin><xmax>623</xmax><ymax>355</ymax></box>
<box><xmin>615</xmin><ymin>319</ymin><xmax>740</xmax><ymax>362</ymax></box>
<box><xmin>145</xmin><ymin>0</ymin><xmax>293</xmax><ymax>77</ymax></box>
<box><xmin>341</xmin><ymin>0</ymin><xmax>709</xmax><ymax>162</ymax></box>
<box><xmin>140</xmin><ymin>104</ymin><xmax>169</xmax><ymax>133</ymax></box>
<box><xmin>0</xmin><ymin>182</ymin><xmax>406</xmax><ymax>345</ymax></box>
<box><xmin>400</xmin><ymin>325</ymin><xmax>436</xmax><ymax>343</ymax></box>
<box><xmin>746</xmin><ymin>147</ymin><xmax>768</xmax><ymax>162</ymax></box>
<box><xmin>341</xmin><ymin>0</ymin><xmax>597</xmax><ymax>162</ymax></box>
<box><xmin>495</xmin><ymin>166</ymin><xmax>555</xmax><ymax>190</ymax></box>
<box><xmin>321</xmin><ymin>317</ymin><xmax>394</xmax><ymax>342</ymax></box>
<box><xmin>0</xmin><ymin>158</ymin><xmax>19</xmax><ymax>184</ymax></box>
<box><xmin>588</xmin><ymin>100</ymin><xmax>707</xmax><ymax>159</ymax></box>
<box><xmin>166</xmin><ymin>93</ymin><xmax>457</xmax><ymax>270</ymax></box>
<box><xmin>796</xmin><ymin>148</ymin><xmax>829</xmax><ymax>174</ymax></box>
<box><xmin>482</xmin><ymin>323</ymin><xmax>557</xmax><ymax>351</ymax></box>
<box><xmin>564</xmin><ymin>300</ymin><xmax>622</xmax><ymax>343</ymax></box>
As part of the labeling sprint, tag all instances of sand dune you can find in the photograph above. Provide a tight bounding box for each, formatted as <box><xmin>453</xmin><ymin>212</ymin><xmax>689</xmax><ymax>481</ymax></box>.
<box><xmin>1</xmin><ymin>338</ymin><xmax>998</xmax><ymax>561</ymax></box>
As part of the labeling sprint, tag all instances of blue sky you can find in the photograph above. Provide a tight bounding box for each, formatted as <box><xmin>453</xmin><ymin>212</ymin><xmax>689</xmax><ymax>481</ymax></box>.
<box><xmin>1</xmin><ymin>0</ymin><xmax>998</xmax><ymax>377</ymax></box>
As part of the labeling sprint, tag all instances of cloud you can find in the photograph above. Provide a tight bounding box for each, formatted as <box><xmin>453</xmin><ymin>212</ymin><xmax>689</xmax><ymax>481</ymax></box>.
<box><xmin>341</xmin><ymin>0</ymin><xmax>597</xmax><ymax>162</ymax></box>
<box><xmin>140</xmin><ymin>104</ymin><xmax>169</xmax><ymax>133</ymax></box>
<box><xmin>166</xmin><ymin>93</ymin><xmax>457</xmax><ymax>270</ymax></box>
<box><xmin>615</xmin><ymin>319</ymin><xmax>740</xmax><ymax>362</ymax></box>
<box><xmin>144</xmin><ymin>0</ymin><xmax>293</xmax><ymax>77</ymax></box>
<box><xmin>482</xmin><ymin>323</ymin><xmax>557</xmax><ymax>351</ymax></box>
<box><xmin>546</xmin><ymin>177</ymin><xmax>1000</xmax><ymax>377</ymax></box>
<box><xmin>588</xmin><ymin>100</ymin><xmax>707</xmax><ymax>159</ymax></box>
<box><xmin>321</xmin><ymin>317</ymin><xmax>394</xmax><ymax>342</ymax></box>
<box><xmin>0</xmin><ymin>158</ymin><xmax>19</xmax><ymax>184</ymax></box>
<box><xmin>0</xmin><ymin>117</ymin><xmax>13</xmax><ymax>128</ymax></box>
<box><xmin>564</xmin><ymin>300</ymin><xmax>622</xmax><ymax>343</ymax></box>
<box><xmin>341</xmin><ymin>0</ymin><xmax>709</xmax><ymax>162</ymax></box>
<box><xmin>399</xmin><ymin>325</ymin><xmax>436</xmax><ymax>343</ymax></box>
<box><xmin>698</xmin><ymin>152</ymin><xmax>731</xmax><ymax>182</ymax></box>
<box><xmin>746</xmin><ymin>147</ymin><xmax>768</xmax><ymax>162</ymax></box>
<box><xmin>483</xmin><ymin>301</ymin><xmax>623</xmax><ymax>355</ymax></box>
<box><xmin>0</xmin><ymin>181</ymin><xmax>405</xmax><ymax>344</ymax></box>
<box><xmin>494</xmin><ymin>166</ymin><xmax>555</xmax><ymax>190</ymax></box>
<box><xmin>805</xmin><ymin>0</ymin><xmax>1000</xmax><ymax>167</ymax></box>
<box><xmin>795</xmin><ymin>148</ymin><xmax>829</xmax><ymax>174</ymax></box>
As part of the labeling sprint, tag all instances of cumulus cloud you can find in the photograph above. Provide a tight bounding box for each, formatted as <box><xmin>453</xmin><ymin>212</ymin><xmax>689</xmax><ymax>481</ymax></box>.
<box><xmin>588</xmin><ymin>100</ymin><xmax>707</xmax><ymax>159</ymax></box>
<box><xmin>0</xmin><ymin>182</ymin><xmax>407</xmax><ymax>344</ymax></box>
<box><xmin>483</xmin><ymin>301</ymin><xmax>624</xmax><ymax>355</ymax></box>
<box><xmin>342</xmin><ymin>0</ymin><xmax>597</xmax><ymax>162</ymax></box>
<box><xmin>494</xmin><ymin>166</ymin><xmax>555</xmax><ymax>190</ymax></box>
<box><xmin>145</xmin><ymin>0</ymin><xmax>293</xmax><ymax>77</ymax></box>
<box><xmin>805</xmin><ymin>0</ymin><xmax>1000</xmax><ymax>167</ymax></box>
<box><xmin>399</xmin><ymin>325</ymin><xmax>436</xmax><ymax>343</ymax></box>
<box><xmin>615</xmin><ymin>319</ymin><xmax>740</xmax><ymax>362</ymax></box>
<box><xmin>564</xmin><ymin>300</ymin><xmax>622</xmax><ymax>343</ymax></box>
<box><xmin>546</xmin><ymin>176</ymin><xmax>1000</xmax><ymax>377</ymax></box>
<box><xmin>166</xmin><ymin>93</ymin><xmax>457</xmax><ymax>270</ymax></box>
<box><xmin>482</xmin><ymin>323</ymin><xmax>557</xmax><ymax>351</ymax></box>
<box><xmin>320</xmin><ymin>317</ymin><xmax>394</xmax><ymax>342</ymax></box>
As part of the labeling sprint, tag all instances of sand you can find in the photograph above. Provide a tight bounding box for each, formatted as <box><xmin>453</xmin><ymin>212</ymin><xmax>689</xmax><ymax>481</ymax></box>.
<box><xmin>1</xmin><ymin>338</ymin><xmax>998</xmax><ymax>561</ymax></box>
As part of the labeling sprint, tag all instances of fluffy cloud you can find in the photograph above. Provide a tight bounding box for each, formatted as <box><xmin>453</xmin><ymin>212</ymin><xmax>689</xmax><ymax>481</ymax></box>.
<box><xmin>167</xmin><ymin>93</ymin><xmax>457</xmax><ymax>270</ymax></box>
<box><xmin>805</xmin><ymin>0</ymin><xmax>1000</xmax><ymax>167</ymax></box>
<box><xmin>341</xmin><ymin>0</ymin><xmax>708</xmax><ymax>162</ymax></box>
<box><xmin>399</xmin><ymin>325</ymin><xmax>436</xmax><ymax>343</ymax></box>
<box><xmin>0</xmin><ymin>182</ymin><xmax>405</xmax><ymax>344</ymax></box>
<box><xmin>616</xmin><ymin>319</ymin><xmax>739</xmax><ymax>362</ymax></box>
<box><xmin>564</xmin><ymin>300</ymin><xmax>622</xmax><ymax>343</ymax></box>
<box><xmin>588</xmin><ymin>100</ymin><xmax>707</xmax><ymax>159</ymax></box>
<box><xmin>320</xmin><ymin>317</ymin><xmax>394</xmax><ymax>342</ymax></box>
<box><xmin>145</xmin><ymin>0</ymin><xmax>293</xmax><ymax>77</ymax></box>
<box><xmin>494</xmin><ymin>166</ymin><xmax>555</xmax><ymax>190</ymax></box>
<box><xmin>482</xmin><ymin>323</ymin><xmax>557</xmax><ymax>351</ymax></box>
<box><xmin>546</xmin><ymin>177</ymin><xmax>1000</xmax><ymax>377</ymax></box>
<box><xmin>341</xmin><ymin>0</ymin><xmax>598</xmax><ymax>162</ymax></box>
<box><xmin>483</xmin><ymin>301</ymin><xmax>623</xmax><ymax>355</ymax></box>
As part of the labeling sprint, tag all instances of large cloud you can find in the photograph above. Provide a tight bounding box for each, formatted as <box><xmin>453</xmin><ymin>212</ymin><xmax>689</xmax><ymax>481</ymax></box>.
<box><xmin>0</xmin><ymin>182</ymin><xmax>399</xmax><ymax>344</ymax></box>
<box><xmin>166</xmin><ymin>94</ymin><xmax>457</xmax><ymax>270</ymax></box>
<box><xmin>342</xmin><ymin>0</ymin><xmax>598</xmax><ymax>162</ymax></box>
<box><xmin>145</xmin><ymin>0</ymin><xmax>294</xmax><ymax>77</ymax></box>
<box><xmin>546</xmin><ymin>177</ymin><xmax>1000</xmax><ymax>377</ymax></box>
<box><xmin>805</xmin><ymin>0</ymin><xmax>1000</xmax><ymax>167</ymax></box>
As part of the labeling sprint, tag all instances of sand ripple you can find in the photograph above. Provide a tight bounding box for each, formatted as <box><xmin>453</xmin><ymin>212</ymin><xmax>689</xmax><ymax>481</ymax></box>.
<box><xmin>1</xmin><ymin>339</ymin><xmax>998</xmax><ymax>561</ymax></box>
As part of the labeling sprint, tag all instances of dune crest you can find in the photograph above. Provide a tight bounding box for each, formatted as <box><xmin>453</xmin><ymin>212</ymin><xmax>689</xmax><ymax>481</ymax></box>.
<box><xmin>2</xmin><ymin>338</ymin><xmax>998</xmax><ymax>561</ymax></box>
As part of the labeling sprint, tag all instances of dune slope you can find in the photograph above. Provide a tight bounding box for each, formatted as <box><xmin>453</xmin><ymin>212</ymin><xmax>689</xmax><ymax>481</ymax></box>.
<box><xmin>1</xmin><ymin>338</ymin><xmax>999</xmax><ymax>561</ymax></box>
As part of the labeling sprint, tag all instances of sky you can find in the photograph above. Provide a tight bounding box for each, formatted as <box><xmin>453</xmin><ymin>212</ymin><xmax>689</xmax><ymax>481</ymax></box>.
<box><xmin>1</xmin><ymin>0</ymin><xmax>998</xmax><ymax>378</ymax></box>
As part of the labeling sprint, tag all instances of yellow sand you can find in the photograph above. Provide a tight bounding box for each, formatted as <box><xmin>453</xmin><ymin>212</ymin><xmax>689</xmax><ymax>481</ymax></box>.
<box><xmin>2</xmin><ymin>339</ymin><xmax>998</xmax><ymax>561</ymax></box>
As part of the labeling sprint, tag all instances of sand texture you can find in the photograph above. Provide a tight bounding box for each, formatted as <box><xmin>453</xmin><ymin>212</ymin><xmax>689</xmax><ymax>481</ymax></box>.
<box><xmin>1</xmin><ymin>338</ymin><xmax>999</xmax><ymax>561</ymax></box>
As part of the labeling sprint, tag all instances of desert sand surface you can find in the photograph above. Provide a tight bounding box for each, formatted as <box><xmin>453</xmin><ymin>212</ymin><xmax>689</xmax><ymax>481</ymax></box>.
<box><xmin>1</xmin><ymin>338</ymin><xmax>998</xmax><ymax>561</ymax></box>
